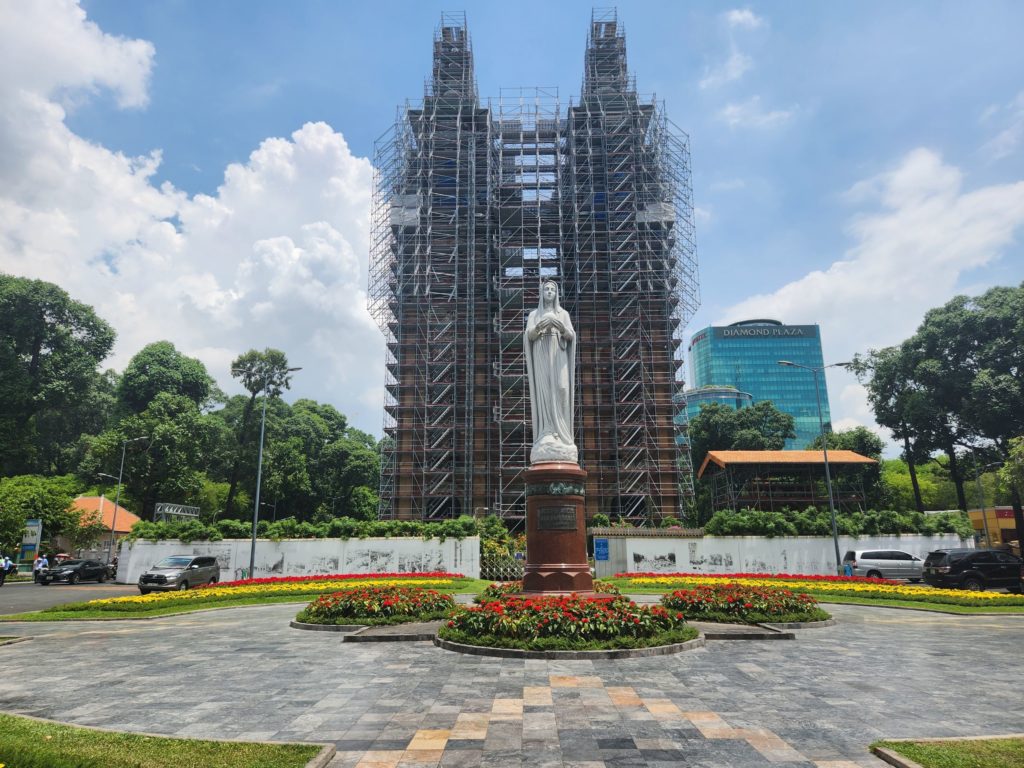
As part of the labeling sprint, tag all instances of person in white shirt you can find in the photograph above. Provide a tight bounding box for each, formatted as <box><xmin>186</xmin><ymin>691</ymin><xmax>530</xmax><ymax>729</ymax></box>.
<box><xmin>33</xmin><ymin>554</ymin><xmax>48</xmax><ymax>583</ymax></box>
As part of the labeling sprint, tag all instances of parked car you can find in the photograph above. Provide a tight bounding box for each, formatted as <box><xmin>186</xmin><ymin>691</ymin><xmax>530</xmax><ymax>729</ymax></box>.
<box><xmin>138</xmin><ymin>555</ymin><xmax>220</xmax><ymax>594</ymax></box>
<box><xmin>923</xmin><ymin>548</ymin><xmax>1023</xmax><ymax>592</ymax></box>
<box><xmin>842</xmin><ymin>550</ymin><xmax>924</xmax><ymax>581</ymax></box>
<box><xmin>37</xmin><ymin>559</ymin><xmax>110</xmax><ymax>585</ymax></box>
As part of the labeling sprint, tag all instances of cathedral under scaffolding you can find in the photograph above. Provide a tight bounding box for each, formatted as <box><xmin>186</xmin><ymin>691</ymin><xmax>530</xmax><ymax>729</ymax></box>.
<box><xmin>368</xmin><ymin>10</ymin><xmax>700</xmax><ymax>523</ymax></box>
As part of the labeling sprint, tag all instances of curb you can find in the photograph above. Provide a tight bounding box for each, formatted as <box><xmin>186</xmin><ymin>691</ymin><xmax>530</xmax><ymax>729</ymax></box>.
<box><xmin>0</xmin><ymin>711</ymin><xmax>335</xmax><ymax>767</ymax></box>
<box><xmin>434</xmin><ymin>633</ymin><xmax>705</xmax><ymax>659</ymax></box>
<box><xmin>344</xmin><ymin>627</ymin><xmax>438</xmax><ymax>642</ymax></box>
<box><xmin>0</xmin><ymin>636</ymin><xmax>31</xmax><ymax>647</ymax></box>
<box><xmin>703</xmin><ymin>626</ymin><xmax>794</xmax><ymax>640</ymax></box>
<box><xmin>872</xmin><ymin>746</ymin><xmax>925</xmax><ymax>768</ymax></box>
<box><xmin>289</xmin><ymin>620</ymin><xmax>366</xmax><ymax>632</ymax></box>
<box><xmin>760</xmin><ymin>617</ymin><xmax>837</xmax><ymax>630</ymax></box>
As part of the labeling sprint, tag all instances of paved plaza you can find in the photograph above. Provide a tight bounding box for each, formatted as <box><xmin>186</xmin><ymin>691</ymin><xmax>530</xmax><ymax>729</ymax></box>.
<box><xmin>1</xmin><ymin>603</ymin><xmax>1022</xmax><ymax>767</ymax></box>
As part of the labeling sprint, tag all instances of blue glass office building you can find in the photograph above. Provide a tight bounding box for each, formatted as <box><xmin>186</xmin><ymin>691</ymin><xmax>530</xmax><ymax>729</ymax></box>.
<box><xmin>688</xmin><ymin>320</ymin><xmax>831</xmax><ymax>449</ymax></box>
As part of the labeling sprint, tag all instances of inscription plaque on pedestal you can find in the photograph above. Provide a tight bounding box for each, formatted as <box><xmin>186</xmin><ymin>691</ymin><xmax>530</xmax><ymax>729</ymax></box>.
<box><xmin>537</xmin><ymin>506</ymin><xmax>577</xmax><ymax>531</ymax></box>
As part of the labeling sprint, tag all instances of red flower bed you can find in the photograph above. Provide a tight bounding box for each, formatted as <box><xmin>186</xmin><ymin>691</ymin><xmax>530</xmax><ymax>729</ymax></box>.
<box><xmin>298</xmin><ymin>585</ymin><xmax>456</xmax><ymax>624</ymax></box>
<box><xmin>447</xmin><ymin>594</ymin><xmax>684</xmax><ymax>642</ymax></box>
<box><xmin>201</xmin><ymin>572</ymin><xmax>463</xmax><ymax>590</ymax></box>
<box><xmin>619</xmin><ymin>571</ymin><xmax>897</xmax><ymax>585</ymax></box>
<box><xmin>661</xmin><ymin>582</ymin><xmax>827</xmax><ymax>623</ymax></box>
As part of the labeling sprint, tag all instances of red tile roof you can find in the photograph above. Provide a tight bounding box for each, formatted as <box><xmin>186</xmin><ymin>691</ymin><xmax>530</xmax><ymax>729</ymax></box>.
<box><xmin>72</xmin><ymin>496</ymin><xmax>141</xmax><ymax>534</ymax></box>
<box><xmin>698</xmin><ymin>450</ymin><xmax>878</xmax><ymax>479</ymax></box>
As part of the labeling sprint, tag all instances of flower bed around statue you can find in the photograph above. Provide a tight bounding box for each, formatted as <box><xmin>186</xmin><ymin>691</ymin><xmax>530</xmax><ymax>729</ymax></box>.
<box><xmin>660</xmin><ymin>582</ymin><xmax>830</xmax><ymax>624</ymax></box>
<box><xmin>439</xmin><ymin>594</ymin><xmax>697</xmax><ymax>651</ymax></box>
<box><xmin>475</xmin><ymin>579</ymin><xmax>621</xmax><ymax>603</ymax></box>
<box><xmin>295</xmin><ymin>585</ymin><xmax>456</xmax><ymax>626</ymax></box>
<box><xmin>617</xmin><ymin>573</ymin><xmax>1024</xmax><ymax>607</ymax></box>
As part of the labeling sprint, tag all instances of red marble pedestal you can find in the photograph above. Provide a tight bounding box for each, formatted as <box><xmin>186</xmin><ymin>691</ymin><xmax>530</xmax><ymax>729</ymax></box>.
<box><xmin>522</xmin><ymin>462</ymin><xmax>594</xmax><ymax>595</ymax></box>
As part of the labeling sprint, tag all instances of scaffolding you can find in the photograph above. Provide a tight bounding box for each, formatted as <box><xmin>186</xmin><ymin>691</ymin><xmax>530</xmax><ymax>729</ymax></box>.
<box><xmin>369</xmin><ymin>10</ymin><xmax>700</xmax><ymax>522</ymax></box>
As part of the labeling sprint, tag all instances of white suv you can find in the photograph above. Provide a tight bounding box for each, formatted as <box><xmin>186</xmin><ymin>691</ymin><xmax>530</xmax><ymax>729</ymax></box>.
<box><xmin>843</xmin><ymin>550</ymin><xmax>924</xmax><ymax>581</ymax></box>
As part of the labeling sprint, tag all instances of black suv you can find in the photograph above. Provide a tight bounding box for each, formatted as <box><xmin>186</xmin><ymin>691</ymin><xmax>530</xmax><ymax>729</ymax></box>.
<box><xmin>923</xmin><ymin>549</ymin><xmax>1023</xmax><ymax>592</ymax></box>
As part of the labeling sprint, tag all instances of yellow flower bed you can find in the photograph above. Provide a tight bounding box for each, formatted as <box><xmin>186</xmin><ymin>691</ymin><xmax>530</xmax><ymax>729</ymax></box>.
<box><xmin>51</xmin><ymin>578</ymin><xmax>454</xmax><ymax>613</ymax></box>
<box><xmin>627</xmin><ymin>576</ymin><xmax>1024</xmax><ymax>606</ymax></box>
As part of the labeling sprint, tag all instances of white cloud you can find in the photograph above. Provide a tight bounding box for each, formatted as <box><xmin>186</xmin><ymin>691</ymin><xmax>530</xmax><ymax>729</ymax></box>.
<box><xmin>717</xmin><ymin>148</ymin><xmax>1024</xmax><ymax>445</ymax></box>
<box><xmin>725</xmin><ymin>9</ymin><xmax>764</xmax><ymax>29</ymax></box>
<box><xmin>0</xmin><ymin>1</ymin><xmax>382</xmax><ymax>432</ymax></box>
<box><xmin>0</xmin><ymin>0</ymin><xmax>153</xmax><ymax>109</ymax></box>
<box><xmin>717</xmin><ymin>96</ymin><xmax>795</xmax><ymax>128</ymax></box>
<box><xmin>980</xmin><ymin>90</ymin><xmax>1024</xmax><ymax>161</ymax></box>
<box><xmin>699</xmin><ymin>48</ymin><xmax>753</xmax><ymax>90</ymax></box>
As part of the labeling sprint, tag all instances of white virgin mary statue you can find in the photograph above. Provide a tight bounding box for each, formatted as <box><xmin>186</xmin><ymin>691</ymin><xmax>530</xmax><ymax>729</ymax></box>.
<box><xmin>524</xmin><ymin>281</ymin><xmax>578</xmax><ymax>464</ymax></box>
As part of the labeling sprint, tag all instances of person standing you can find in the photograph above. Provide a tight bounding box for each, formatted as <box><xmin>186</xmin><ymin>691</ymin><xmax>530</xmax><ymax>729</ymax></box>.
<box><xmin>33</xmin><ymin>553</ymin><xmax>48</xmax><ymax>583</ymax></box>
<box><xmin>0</xmin><ymin>554</ymin><xmax>9</xmax><ymax>586</ymax></box>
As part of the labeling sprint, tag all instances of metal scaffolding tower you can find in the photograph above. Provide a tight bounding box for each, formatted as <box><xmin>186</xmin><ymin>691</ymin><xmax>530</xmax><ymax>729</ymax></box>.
<box><xmin>369</xmin><ymin>10</ymin><xmax>700</xmax><ymax>523</ymax></box>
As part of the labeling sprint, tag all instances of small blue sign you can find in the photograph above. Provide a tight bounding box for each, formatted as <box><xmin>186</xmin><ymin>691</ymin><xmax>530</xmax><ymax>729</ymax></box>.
<box><xmin>594</xmin><ymin>538</ymin><xmax>609</xmax><ymax>561</ymax></box>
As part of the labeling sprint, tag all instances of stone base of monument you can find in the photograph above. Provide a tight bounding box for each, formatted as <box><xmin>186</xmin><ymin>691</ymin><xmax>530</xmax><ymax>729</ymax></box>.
<box><xmin>522</xmin><ymin>462</ymin><xmax>595</xmax><ymax>595</ymax></box>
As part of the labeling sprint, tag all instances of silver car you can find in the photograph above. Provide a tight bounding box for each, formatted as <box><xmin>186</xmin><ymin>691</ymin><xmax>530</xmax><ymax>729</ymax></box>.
<box><xmin>843</xmin><ymin>550</ymin><xmax>924</xmax><ymax>581</ymax></box>
<box><xmin>138</xmin><ymin>555</ymin><xmax>220</xmax><ymax>594</ymax></box>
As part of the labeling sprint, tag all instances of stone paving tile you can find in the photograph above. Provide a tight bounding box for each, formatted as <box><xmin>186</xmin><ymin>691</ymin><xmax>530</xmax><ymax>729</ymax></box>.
<box><xmin>1</xmin><ymin>603</ymin><xmax>1023</xmax><ymax>766</ymax></box>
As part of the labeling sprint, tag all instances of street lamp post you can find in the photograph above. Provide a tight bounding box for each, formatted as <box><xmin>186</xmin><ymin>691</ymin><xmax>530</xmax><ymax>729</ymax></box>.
<box><xmin>233</xmin><ymin>365</ymin><xmax>301</xmax><ymax>580</ymax></box>
<box><xmin>972</xmin><ymin>459</ymin><xmax>1002</xmax><ymax>547</ymax></box>
<box><xmin>104</xmin><ymin>436</ymin><xmax>149</xmax><ymax>564</ymax></box>
<box><xmin>777</xmin><ymin>360</ymin><xmax>849</xmax><ymax>574</ymax></box>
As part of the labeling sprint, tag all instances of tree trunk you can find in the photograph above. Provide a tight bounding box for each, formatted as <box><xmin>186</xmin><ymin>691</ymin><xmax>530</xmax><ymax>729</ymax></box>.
<box><xmin>945</xmin><ymin>445</ymin><xmax>968</xmax><ymax>512</ymax></box>
<box><xmin>903</xmin><ymin>434</ymin><xmax>925</xmax><ymax>513</ymax></box>
<box><xmin>222</xmin><ymin>394</ymin><xmax>257</xmax><ymax>521</ymax></box>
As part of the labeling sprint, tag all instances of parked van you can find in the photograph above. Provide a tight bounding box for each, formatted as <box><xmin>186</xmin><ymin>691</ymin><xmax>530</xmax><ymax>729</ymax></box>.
<box><xmin>138</xmin><ymin>555</ymin><xmax>220</xmax><ymax>594</ymax></box>
<box><xmin>842</xmin><ymin>550</ymin><xmax>924</xmax><ymax>581</ymax></box>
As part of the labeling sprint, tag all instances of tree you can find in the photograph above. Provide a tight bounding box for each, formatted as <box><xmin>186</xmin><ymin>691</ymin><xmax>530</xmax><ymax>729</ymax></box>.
<box><xmin>905</xmin><ymin>284</ymin><xmax>1024</xmax><ymax>537</ymax></box>
<box><xmin>82</xmin><ymin>393</ymin><xmax>214</xmax><ymax>519</ymax></box>
<box><xmin>688</xmin><ymin>401</ymin><xmax>796</xmax><ymax>474</ymax></box>
<box><xmin>0</xmin><ymin>275</ymin><xmax>115</xmax><ymax>475</ymax></box>
<box><xmin>118</xmin><ymin>341</ymin><xmax>214</xmax><ymax>414</ymax></box>
<box><xmin>222</xmin><ymin>349</ymin><xmax>296</xmax><ymax>519</ymax></box>
<box><xmin>0</xmin><ymin>474</ymin><xmax>82</xmax><ymax>546</ymax></box>
<box><xmin>63</xmin><ymin>509</ymin><xmax>109</xmax><ymax>551</ymax></box>
<box><xmin>851</xmin><ymin>347</ymin><xmax>932</xmax><ymax>512</ymax></box>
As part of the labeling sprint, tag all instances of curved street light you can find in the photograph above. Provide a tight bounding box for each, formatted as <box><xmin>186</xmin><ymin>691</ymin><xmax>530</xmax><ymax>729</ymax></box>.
<box><xmin>777</xmin><ymin>360</ymin><xmax>850</xmax><ymax>574</ymax></box>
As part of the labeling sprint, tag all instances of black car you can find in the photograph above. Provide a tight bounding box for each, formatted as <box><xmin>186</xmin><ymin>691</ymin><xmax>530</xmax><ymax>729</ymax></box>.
<box><xmin>37</xmin><ymin>559</ymin><xmax>110</xmax><ymax>585</ymax></box>
<box><xmin>923</xmin><ymin>549</ymin><xmax>1023</xmax><ymax>592</ymax></box>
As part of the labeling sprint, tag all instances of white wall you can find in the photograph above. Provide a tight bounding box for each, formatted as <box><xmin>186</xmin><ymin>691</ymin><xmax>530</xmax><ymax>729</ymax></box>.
<box><xmin>116</xmin><ymin>536</ymin><xmax>480</xmax><ymax>584</ymax></box>
<box><xmin>593</xmin><ymin>534</ymin><xmax>968</xmax><ymax>578</ymax></box>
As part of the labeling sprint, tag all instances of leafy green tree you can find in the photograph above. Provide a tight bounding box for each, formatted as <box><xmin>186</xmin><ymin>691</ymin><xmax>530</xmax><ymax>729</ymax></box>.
<box><xmin>222</xmin><ymin>349</ymin><xmax>296</xmax><ymax>519</ymax></box>
<box><xmin>851</xmin><ymin>346</ymin><xmax>933</xmax><ymax>512</ymax></box>
<box><xmin>63</xmin><ymin>509</ymin><xmax>110</xmax><ymax>551</ymax></box>
<box><xmin>0</xmin><ymin>275</ymin><xmax>115</xmax><ymax>475</ymax></box>
<box><xmin>688</xmin><ymin>401</ymin><xmax>796</xmax><ymax>474</ymax></box>
<box><xmin>0</xmin><ymin>474</ymin><xmax>83</xmax><ymax>546</ymax></box>
<box><xmin>118</xmin><ymin>341</ymin><xmax>214</xmax><ymax>414</ymax></box>
<box><xmin>82</xmin><ymin>394</ymin><xmax>214</xmax><ymax>519</ymax></box>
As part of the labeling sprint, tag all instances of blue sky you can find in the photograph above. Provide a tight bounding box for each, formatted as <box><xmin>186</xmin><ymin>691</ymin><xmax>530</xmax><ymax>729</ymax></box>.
<box><xmin>2</xmin><ymin>1</ymin><xmax>1023</xmax><ymax>446</ymax></box>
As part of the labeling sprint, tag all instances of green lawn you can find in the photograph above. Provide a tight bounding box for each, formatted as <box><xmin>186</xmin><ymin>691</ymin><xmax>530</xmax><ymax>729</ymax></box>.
<box><xmin>0</xmin><ymin>578</ymin><xmax>492</xmax><ymax>622</ymax></box>
<box><xmin>0</xmin><ymin>713</ymin><xmax>321</xmax><ymax>768</ymax></box>
<box><xmin>874</xmin><ymin>738</ymin><xmax>1024</xmax><ymax>768</ymax></box>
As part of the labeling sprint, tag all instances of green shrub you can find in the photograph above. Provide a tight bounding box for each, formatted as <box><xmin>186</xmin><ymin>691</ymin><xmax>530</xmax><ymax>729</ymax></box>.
<box><xmin>703</xmin><ymin>506</ymin><xmax>973</xmax><ymax>538</ymax></box>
